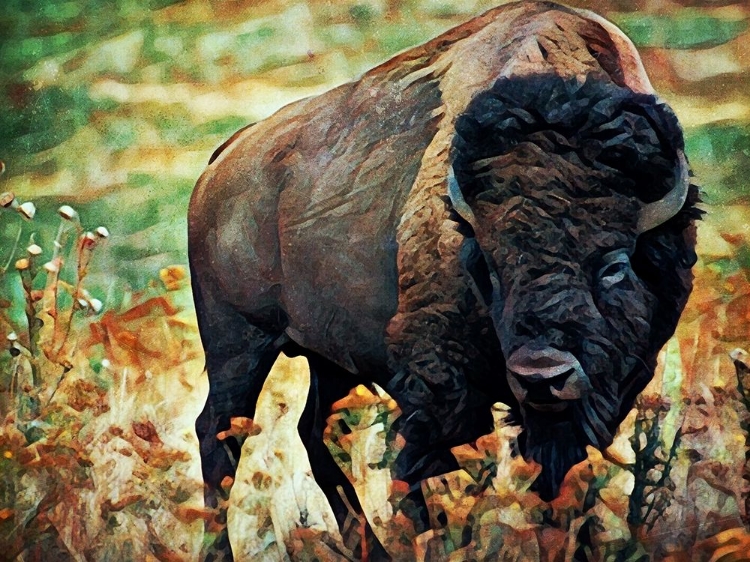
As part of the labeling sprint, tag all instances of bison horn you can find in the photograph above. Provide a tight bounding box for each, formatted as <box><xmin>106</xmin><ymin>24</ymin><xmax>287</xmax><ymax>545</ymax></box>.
<box><xmin>636</xmin><ymin>149</ymin><xmax>689</xmax><ymax>234</ymax></box>
<box><xmin>447</xmin><ymin>167</ymin><xmax>478</xmax><ymax>229</ymax></box>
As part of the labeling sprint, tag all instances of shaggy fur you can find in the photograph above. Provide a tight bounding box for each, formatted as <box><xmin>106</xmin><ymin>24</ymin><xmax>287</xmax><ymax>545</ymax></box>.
<box><xmin>188</xmin><ymin>2</ymin><xmax>699</xmax><ymax>558</ymax></box>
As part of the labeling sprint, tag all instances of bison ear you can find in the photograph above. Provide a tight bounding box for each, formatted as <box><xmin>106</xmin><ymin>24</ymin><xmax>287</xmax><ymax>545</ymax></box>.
<box><xmin>447</xmin><ymin>166</ymin><xmax>478</xmax><ymax>230</ymax></box>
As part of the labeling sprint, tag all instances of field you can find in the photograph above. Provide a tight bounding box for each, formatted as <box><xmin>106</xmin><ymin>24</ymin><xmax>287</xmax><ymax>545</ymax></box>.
<box><xmin>2</xmin><ymin>0</ymin><xmax>750</xmax><ymax>560</ymax></box>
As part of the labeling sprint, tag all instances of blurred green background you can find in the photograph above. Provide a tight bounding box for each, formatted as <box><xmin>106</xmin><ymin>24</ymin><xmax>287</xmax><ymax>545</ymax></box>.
<box><xmin>1</xmin><ymin>0</ymin><xmax>749</xmax><ymax>303</ymax></box>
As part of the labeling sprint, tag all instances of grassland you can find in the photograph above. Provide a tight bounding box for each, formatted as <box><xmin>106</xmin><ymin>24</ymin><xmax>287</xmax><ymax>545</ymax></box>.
<box><xmin>2</xmin><ymin>0</ymin><xmax>750</xmax><ymax>560</ymax></box>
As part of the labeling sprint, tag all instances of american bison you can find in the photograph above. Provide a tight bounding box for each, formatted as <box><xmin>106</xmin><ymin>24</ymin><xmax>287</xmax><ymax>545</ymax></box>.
<box><xmin>188</xmin><ymin>1</ymin><xmax>699</xmax><ymax>559</ymax></box>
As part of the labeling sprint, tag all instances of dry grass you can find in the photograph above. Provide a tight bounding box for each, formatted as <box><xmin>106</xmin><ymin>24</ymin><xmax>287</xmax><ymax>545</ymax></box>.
<box><xmin>0</xmin><ymin>198</ymin><xmax>205</xmax><ymax>561</ymax></box>
<box><xmin>4</xmin><ymin>189</ymin><xmax>750</xmax><ymax>560</ymax></box>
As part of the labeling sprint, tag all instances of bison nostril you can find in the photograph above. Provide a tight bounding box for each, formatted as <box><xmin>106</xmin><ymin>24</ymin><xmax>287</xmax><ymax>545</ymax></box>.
<box><xmin>515</xmin><ymin>369</ymin><xmax>571</xmax><ymax>392</ymax></box>
<box><xmin>550</xmin><ymin>374</ymin><xmax>570</xmax><ymax>393</ymax></box>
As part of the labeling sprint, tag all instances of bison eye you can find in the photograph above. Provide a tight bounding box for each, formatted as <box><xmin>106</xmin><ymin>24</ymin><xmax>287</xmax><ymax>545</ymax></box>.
<box><xmin>598</xmin><ymin>250</ymin><xmax>631</xmax><ymax>289</ymax></box>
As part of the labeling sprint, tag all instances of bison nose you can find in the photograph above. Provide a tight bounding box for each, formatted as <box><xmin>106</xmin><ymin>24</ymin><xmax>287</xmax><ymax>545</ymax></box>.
<box><xmin>506</xmin><ymin>345</ymin><xmax>589</xmax><ymax>408</ymax></box>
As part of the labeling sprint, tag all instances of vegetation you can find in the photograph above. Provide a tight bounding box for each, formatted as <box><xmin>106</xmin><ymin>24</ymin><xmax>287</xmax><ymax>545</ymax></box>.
<box><xmin>2</xmin><ymin>0</ymin><xmax>750</xmax><ymax>560</ymax></box>
<box><xmin>0</xmin><ymin>196</ymin><xmax>204</xmax><ymax>560</ymax></box>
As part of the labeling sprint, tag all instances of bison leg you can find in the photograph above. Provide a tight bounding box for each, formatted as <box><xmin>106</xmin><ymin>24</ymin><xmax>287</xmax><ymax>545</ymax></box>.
<box><xmin>386</xmin><ymin>311</ymin><xmax>494</xmax><ymax>533</ymax></box>
<box><xmin>298</xmin><ymin>355</ymin><xmax>391</xmax><ymax>561</ymax></box>
<box><xmin>388</xmin><ymin>374</ymin><xmax>493</xmax><ymax>535</ymax></box>
<box><xmin>385</xmin><ymin>366</ymin><xmax>464</xmax><ymax>533</ymax></box>
<box><xmin>193</xmin><ymin>282</ymin><xmax>281</xmax><ymax>562</ymax></box>
<box><xmin>298</xmin><ymin>356</ymin><xmax>359</xmax><ymax>531</ymax></box>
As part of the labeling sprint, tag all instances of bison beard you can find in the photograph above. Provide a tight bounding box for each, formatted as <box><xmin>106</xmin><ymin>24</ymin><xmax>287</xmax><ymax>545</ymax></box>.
<box><xmin>188</xmin><ymin>2</ymin><xmax>701</xmax><ymax>559</ymax></box>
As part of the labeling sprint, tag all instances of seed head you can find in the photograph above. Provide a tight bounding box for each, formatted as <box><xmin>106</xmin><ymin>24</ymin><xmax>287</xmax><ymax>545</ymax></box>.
<box><xmin>81</xmin><ymin>231</ymin><xmax>97</xmax><ymax>249</ymax></box>
<box><xmin>18</xmin><ymin>202</ymin><xmax>36</xmax><ymax>220</ymax></box>
<box><xmin>43</xmin><ymin>261</ymin><xmax>59</xmax><ymax>273</ymax></box>
<box><xmin>94</xmin><ymin>226</ymin><xmax>110</xmax><ymax>239</ymax></box>
<box><xmin>6</xmin><ymin>332</ymin><xmax>18</xmax><ymax>343</ymax></box>
<box><xmin>0</xmin><ymin>192</ymin><xmax>15</xmax><ymax>208</ymax></box>
<box><xmin>27</xmin><ymin>244</ymin><xmax>42</xmax><ymax>256</ymax></box>
<box><xmin>15</xmin><ymin>258</ymin><xmax>29</xmax><ymax>271</ymax></box>
<box><xmin>90</xmin><ymin>298</ymin><xmax>103</xmax><ymax>313</ymax></box>
<box><xmin>58</xmin><ymin>205</ymin><xmax>78</xmax><ymax>221</ymax></box>
<box><xmin>730</xmin><ymin>348</ymin><xmax>748</xmax><ymax>363</ymax></box>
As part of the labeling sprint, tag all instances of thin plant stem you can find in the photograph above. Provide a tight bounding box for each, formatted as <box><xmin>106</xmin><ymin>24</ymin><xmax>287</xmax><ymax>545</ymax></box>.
<box><xmin>56</xmin><ymin>232</ymin><xmax>95</xmax><ymax>358</ymax></box>
<box><xmin>55</xmin><ymin>247</ymin><xmax>81</xmax><ymax>358</ymax></box>
<box><xmin>1</xmin><ymin>225</ymin><xmax>23</xmax><ymax>273</ymax></box>
<box><xmin>47</xmin><ymin>219</ymin><xmax>80</xmax><ymax>359</ymax></box>
<box><xmin>44</xmin><ymin>364</ymin><xmax>72</xmax><ymax>408</ymax></box>
<box><xmin>18</xmin><ymin>267</ymin><xmax>41</xmax><ymax>387</ymax></box>
<box><xmin>18</xmin><ymin>260</ymin><xmax>36</xmax><ymax>354</ymax></box>
<box><xmin>43</xmin><ymin>221</ymin><xmax>67</xmax><ymax>357</ymax></box>
<box><xmin>9</xmin><ymin>355</ymin><xmax>19</xmax><ymax>406</ymax></box>
<box><xmin>50</xmin><ymin>221</ymin><xmax>65</xmax><ymax>263</ymax></box>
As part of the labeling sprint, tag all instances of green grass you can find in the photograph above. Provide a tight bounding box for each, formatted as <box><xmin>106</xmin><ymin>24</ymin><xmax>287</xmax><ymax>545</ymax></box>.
<box><xmin>0</xmin><ymin>0</ymin><xmax>748</xmax><ymax>297</ymax></box>
<box><xmin>612</xmin><ymin>11</ymin><xmax>749</xmax><ymax>50</ymax></box>
<box><xmin>685</xmin><ymin>121</ymin><xmax>750</xmax><ymax>204</ymax></box>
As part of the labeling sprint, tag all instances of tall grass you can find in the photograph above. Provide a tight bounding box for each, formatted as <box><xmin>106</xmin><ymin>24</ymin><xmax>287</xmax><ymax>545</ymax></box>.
<box><xmin>0</xmin><ymin>196</ymin><xmax>205</xmax><ymax>561</ymax></box>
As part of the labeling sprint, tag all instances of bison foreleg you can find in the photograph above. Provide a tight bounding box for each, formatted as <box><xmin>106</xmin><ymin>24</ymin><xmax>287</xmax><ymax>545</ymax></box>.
<box><xmin>386</xmin><ymin>308</ymin><xmax>493</xmax><ymax>534</ymax></box>
<box><xmin>385</xmin><ymin>361</ymin><xmax>466</xmax><ymax>533</ymax></box>
<box><xmin>298</xmin><ymin>356</ymin><xmax>362</xmax><ymax>537</ymax></box>
<box><xmin>298</xmin><ymin>354</ymin><xmax>391</xmax><ymax>560</ymax></box>
<box><xmin>193</xmin><ymin>281</ymin><xmax>281</xmax><ymax>561</ymax></box>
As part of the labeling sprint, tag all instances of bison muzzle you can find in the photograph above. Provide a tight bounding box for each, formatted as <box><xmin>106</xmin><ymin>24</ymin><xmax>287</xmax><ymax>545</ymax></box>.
<box><xmin>188</xmin><ymin>1</ymin><xmax>699</xmax><ymax>559</ymax></box>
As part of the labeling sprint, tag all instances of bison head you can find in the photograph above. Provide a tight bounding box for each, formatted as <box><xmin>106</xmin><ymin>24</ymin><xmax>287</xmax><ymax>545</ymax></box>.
<box><xmin>451</xmin><ymin>74</ymin><xmax>699</xmax><ymax>499</ymax></box>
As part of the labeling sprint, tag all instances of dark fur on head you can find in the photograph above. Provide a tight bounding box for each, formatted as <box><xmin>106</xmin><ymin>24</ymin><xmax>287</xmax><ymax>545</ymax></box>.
<box><xmin>451</xmin><ymin>74</ymin><xmax>699</xmax><ymax>499</ymax></box>
<box><xmin>453</xmin><ymin>74</ymin><xmax>688</xmax><ymax>203</ymax></box>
